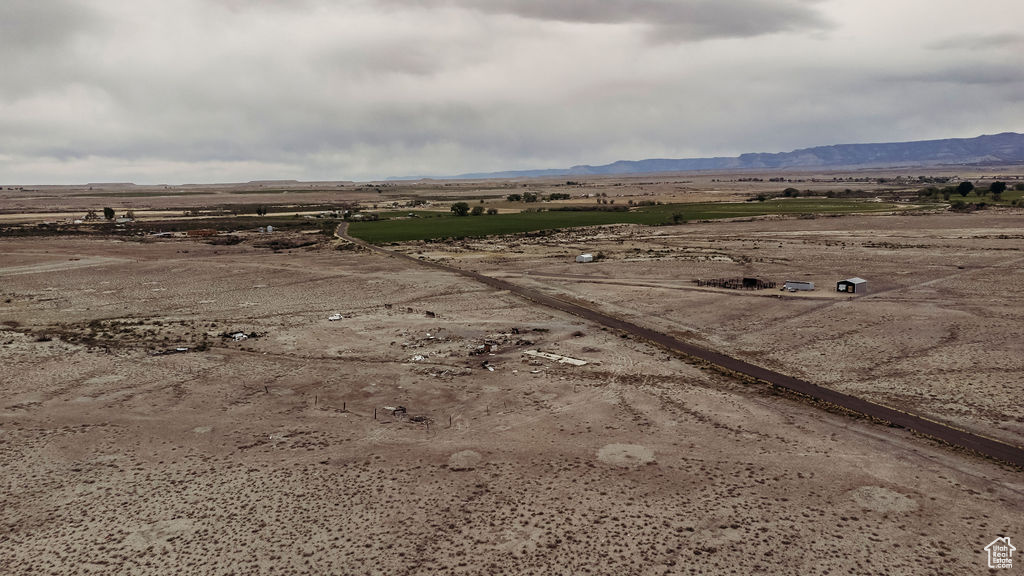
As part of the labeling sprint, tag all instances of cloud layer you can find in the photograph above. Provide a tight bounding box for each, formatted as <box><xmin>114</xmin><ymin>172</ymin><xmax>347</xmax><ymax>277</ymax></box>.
<box><xmin>379</xmin><ymin>0</ymin><xmax>831</xmax><ymax>41</ymax></box>
<box><xmin>0</xmin><ymin>0</ymin><xmax>1022</xmax><ymax>183</ymax></box>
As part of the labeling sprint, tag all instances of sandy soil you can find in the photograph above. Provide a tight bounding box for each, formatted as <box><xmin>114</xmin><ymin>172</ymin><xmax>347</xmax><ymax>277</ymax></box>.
<box><xmin>1</xmin><ymin>232</ymin><xmax>1022</xmax><ymax>574</ymax></box>
<box><xmin>410</xmin><ymin>212</ymin><xmax>1024</xmax><ymax>448</ymax></box>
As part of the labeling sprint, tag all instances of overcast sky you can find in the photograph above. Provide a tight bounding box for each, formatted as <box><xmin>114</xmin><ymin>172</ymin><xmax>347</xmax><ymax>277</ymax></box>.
<box><xmin>2</xmin><ymin>0</ymin><xmax>1022</xmax><ymax>184</ymax></box>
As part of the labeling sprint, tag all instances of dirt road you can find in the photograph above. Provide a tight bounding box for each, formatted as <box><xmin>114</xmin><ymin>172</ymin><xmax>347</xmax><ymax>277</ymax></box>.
<box><xmin>337</xmin><ymin>223</ymin><xmax>1024</xmax><ymax>468</ymax></box>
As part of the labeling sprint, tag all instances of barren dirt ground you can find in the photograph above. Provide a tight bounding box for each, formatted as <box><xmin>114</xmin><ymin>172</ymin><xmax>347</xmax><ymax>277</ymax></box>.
<box><xmin>410</xmin><ymin>212</ymin><xmax>1024</xmax><ymax>448</ymax></box>
<box><xmin>1</xmin><ymin>229</ymin><xmax>1022</xmax><ymax>575</ymax></box>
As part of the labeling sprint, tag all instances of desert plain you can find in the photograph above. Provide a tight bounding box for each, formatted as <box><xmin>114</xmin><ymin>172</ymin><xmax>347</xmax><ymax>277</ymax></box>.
<box><xmin>1</xmin><ymin>172</ymin><xmax>1023</xmax><ymax>575</ymax></box>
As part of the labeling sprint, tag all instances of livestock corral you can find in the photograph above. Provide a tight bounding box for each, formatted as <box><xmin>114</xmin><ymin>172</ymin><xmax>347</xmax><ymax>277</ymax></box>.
<box><xmin>1</xmin><ymin>176</ymin><xmax>1023</xmax><ymax>574</ymax></box>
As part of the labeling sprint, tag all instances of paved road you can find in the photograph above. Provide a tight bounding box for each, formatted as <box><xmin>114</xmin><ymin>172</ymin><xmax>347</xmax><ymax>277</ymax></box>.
<box><xmin>338</xmin><ymin>223</ymin><xmax>1024</xmax><ymax>468</ymax></box>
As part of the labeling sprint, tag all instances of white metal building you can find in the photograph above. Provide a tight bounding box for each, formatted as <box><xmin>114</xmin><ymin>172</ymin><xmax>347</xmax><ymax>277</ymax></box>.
<box><xmin>837</xmin><ymin>277</ymin><xmax>867</xmax><ymax>293</ymax></box>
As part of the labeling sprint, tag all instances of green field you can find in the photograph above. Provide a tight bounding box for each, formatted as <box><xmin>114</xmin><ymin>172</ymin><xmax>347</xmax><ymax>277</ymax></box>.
<box><xmin>348</xmin><ymin>199</ymin><xmax>906</xmax><ymax>243</ymax></box>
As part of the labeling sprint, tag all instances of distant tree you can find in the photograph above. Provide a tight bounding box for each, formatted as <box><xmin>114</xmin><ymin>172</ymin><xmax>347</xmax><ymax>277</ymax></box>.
<box><xmin>989</xmin><ymin>181</ymin><xmax>1007</xmax><ymax>199</ymax></box>
<box><xmin>523</xmin><ymin>192</ymin><xmax>538</xmax><ymax>203</ymax></box>
<box><xmin>450</xmin><ymin>202</ymin><xmax>470</xmax><ymax>216</ymax></box>
<box><xmin>957</xmin><ymin>181</ymin><xmax>974</xmax><ymax>197</ymax></box>
<box><xmin>671</xmin><ymin>212</ymin><xmax>684</xmax><ymax>224</ymax></box>
<box><xmin>506</xmin><ymin>194</ymin><xmax>522</xmax><ymax>202</ymax></box>
<box><xmin>470</xmin><ymin>205</ymin><xmax>484</xmax><ymax>216</ymax></box>
<box><xmin>1015</xmin><ymin>183</ymin><xmax>1024</xmax><ymax>191</ymax></box>
<box><xmin>84</xmin><ymin>209</ymin><xmax>99</xmax><ymax>221</ymax></box>
<box><xmin>486</xmin><ymin>208</ymin><xmax>498</xmax><ymax>215</ymax></box>
<box><xmin>255</xmin><ymin>205</ymin><xmax>267</xmax><ymax>216</ymax></box>
<box><xmin>102</xmin><ymin>207</ymin><xmax>115</xmax><ymax>220</ymax></box>
<box><xmin>783</xmin><ymin>187</ymin><xmax>799</xmax><ymax>197</ymax></box>
<box><xmin>320</xmin><ymin>219</ymin><xmax>338</xmax><ymax>236</ymax></box>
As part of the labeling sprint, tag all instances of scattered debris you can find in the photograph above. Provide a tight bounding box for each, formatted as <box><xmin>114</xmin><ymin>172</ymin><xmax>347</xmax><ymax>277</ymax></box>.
<box><xmin>152</xmin><ymin>346</ymin><xmax>191</xmax><ymax>356</ymax></box>
<box><xmin>470</xmin><ymin>342</ymin><xmax>499</xmax><ymax>355</ymax></box>
<box><xmin>219</xmin><ymin>331</ymin><xmax>263</xmax><ymax>341</ymax></box>
<box><xmin>411</xmin><ymin>354</ymin><xmax>426</xmax><ymax>361</ymax></box>
<box><xmin>523</xmin><ymin>349</ymin><xmax>588</xmax><ymax>366</ymax></box>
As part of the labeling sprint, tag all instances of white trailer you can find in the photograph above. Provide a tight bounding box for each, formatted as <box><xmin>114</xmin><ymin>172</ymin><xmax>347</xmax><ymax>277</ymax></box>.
<box><xmin>783</xmin><ymin>280</ymin><xmax>814</xmax><ymax>292</ymax></box>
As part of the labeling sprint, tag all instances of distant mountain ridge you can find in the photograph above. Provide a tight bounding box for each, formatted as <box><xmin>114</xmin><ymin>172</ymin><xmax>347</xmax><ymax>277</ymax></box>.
<box><xmin>446</xmin><ymin>132</ymin><xmax>1024</xmax><ymax>180</ymax></box>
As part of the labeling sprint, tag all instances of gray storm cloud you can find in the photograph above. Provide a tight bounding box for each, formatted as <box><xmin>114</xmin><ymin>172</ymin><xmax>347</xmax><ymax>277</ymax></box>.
<box><xmin>379</xmin><ymin>0</ymin><xmax>830</xmax><ymax>40</ymax></box>
<box><xmin>0</xmin><ymin>0</ymin><xmax>1021</xmax><ymax>184</ymax></box>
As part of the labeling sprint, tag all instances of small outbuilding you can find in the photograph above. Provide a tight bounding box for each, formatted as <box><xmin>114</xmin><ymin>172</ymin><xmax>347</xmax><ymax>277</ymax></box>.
<box><xmin>783</xmin><ymin>280</ymin><xmax>814</xmax><ymax>292</ymax></box>
<box><xmin>837</xmin><ymin>277</ymin><xmax>867</xmax><ymax>294</ymax></box>
<box><xmin>576</xmin><ymin>253</ymin><xmax>594</xmax><ymax>263</ymax></box>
